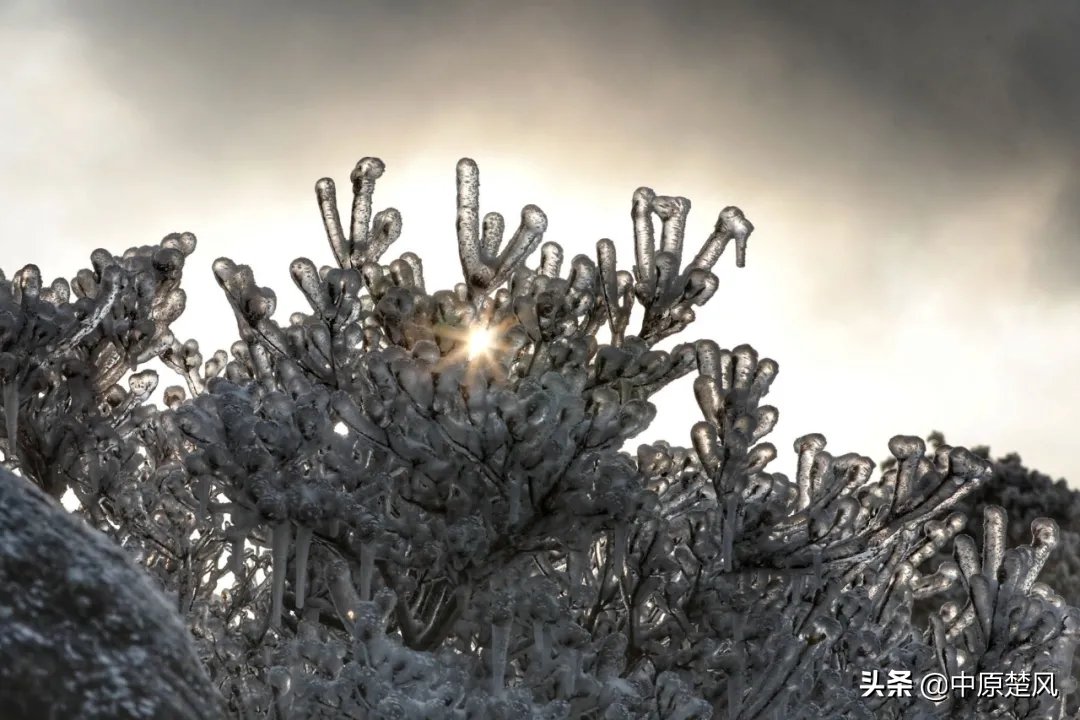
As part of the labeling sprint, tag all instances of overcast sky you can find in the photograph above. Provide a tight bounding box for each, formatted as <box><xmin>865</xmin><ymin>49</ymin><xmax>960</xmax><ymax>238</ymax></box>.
<box><xmin>2</xmin><ymin>0</ymin><xmax>1078</xmax><ymax>483</ymax></box>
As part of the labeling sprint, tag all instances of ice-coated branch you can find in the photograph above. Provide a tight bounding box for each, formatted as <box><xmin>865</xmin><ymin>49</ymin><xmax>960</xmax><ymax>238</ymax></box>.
<box><xmin>456</xmin><ymin>158</ymin><xmax>549</xmax><ymax>295</ymax></box>
<box><xmin>691</xmin><ymin>206</ymin><xmax>755</xmax><ymax>271</ymax></box>
<box><xmin>315</xmin><ymin>157</ymin><xmax>403</xmax><ymax>269</ymax></box>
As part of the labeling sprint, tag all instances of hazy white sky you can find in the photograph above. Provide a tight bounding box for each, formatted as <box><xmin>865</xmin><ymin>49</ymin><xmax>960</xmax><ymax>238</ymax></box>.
<box><xmin>2</xmin><ymin>0</ymin><xmax>1078</xmax><ymax>482</ymax></box>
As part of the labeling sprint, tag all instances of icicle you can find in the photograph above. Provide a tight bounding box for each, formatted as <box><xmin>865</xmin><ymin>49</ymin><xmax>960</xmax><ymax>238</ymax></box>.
<box><xmin>271</xmin><ymin>522</ymin><xmax>291</xmax><ymax>628</ymax></box>
<box><xmin>727</xmin><ymin>655</ymin><xmax>744</xmax><ymax>720</ymax></box>
<box><xmin>294</xmin><ymin>526</ymin><xmax>312</xmax><ymax>609</ymax></box>
<box><xmin>567</xmin><ymin>547</ymin><xmax>587</xmax><ymax>601</ymax></box>
<box><xmin>359</xmin><ymin>542</ymin><xmax>375</xmax><ymax>602</ymax></box>
<box><xmin>556</xmin><ymin>649</ymin><xmax>578</xmax><ymax>700</ymax></box>
<box><xmin>490</xmin><ymin>618</ymin><xmax>511</xmax><ymax>695</ymax></box>
<box><xmin>532</xmin><ymin>620</ymin><xmax>549</xmax><ymax>665</ymax></box>
<box><xmin>612</xmin><ymin>523</ymin><xmax>628</xmax><ymax>580</ymax></box>
<box><xmin>268</xmin><ymin>666</ymin><xmax>293</xmax><ymax>718</ymax></box>
<box><xmin>506</xmin><ymin>472</ymin><xmax>521</xmax><ymax>527</ymax></box>
<box><xmin>2</xmin><ymin>382</ymin><xmax>17</xmax><ymax>463</ymax></box>
<box><xmin>231</xmin><ymin>536</ymin><xmax>245</xmax><ymax>579</ymax></box>
<box><xmin>329</xmin><ymin>562</ymin><xmax>361</xmax><ymax>630</ymax></box>
<box><xmin>196</xmin><ymin>476</ymin><xmax>210</xmax><ymax>520</ymax></box>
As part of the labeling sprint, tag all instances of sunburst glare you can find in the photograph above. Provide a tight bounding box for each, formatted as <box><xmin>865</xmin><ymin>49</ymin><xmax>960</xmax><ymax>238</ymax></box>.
<box><xmin>467</xmin><ymin>326</ymin><xmax>495</xmax><ymax>360</ymax></box>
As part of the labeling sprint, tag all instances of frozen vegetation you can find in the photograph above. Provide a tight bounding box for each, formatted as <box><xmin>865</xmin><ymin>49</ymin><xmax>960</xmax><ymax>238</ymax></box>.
<box><xmin>0</xmin><ymin>157</ymin><xmax>1076</xmax><ymax>718</ymax></box>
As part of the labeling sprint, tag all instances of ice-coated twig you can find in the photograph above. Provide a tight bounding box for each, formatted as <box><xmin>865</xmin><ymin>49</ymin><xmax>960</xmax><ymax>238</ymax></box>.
<box><xmin>314</xmin><ymin>158</ymin><xmax>403</xmax><ymax>270</ymax></box>
<box><xmin>455</xmin><ymin>158</ymin><xmax>549</xmax><ymax>295</ymax></box>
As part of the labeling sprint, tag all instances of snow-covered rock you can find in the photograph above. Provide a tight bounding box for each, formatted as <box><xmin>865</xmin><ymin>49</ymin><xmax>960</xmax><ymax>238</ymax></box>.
<box><xmin>0</xmin><ymin>467</ymin><xmax>222</xmax><ymax>719</ymax></box>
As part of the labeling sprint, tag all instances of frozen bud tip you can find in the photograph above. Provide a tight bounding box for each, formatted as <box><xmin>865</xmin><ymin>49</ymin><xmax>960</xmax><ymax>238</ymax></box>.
<box><xmin>211</xmin><ymin>257</ymin><xmax>237</xmax><ymax>279</ymax></box>
<box><xmin>937</xmin><ymin>560</ymin><xmax>961</xmax><ymax>582</ymax></box>
<box><xmin>520</xmin><ymin>204</ymin><xmax>548</xmax><ymax>232</ymax></box>
<box><xmin>1031</xmin><ymin>517</ymin><xmax>1060</xmax><ymax>548</ymax></box>
<box><xmin>161</xmin><ymin>231</ymin><xmax>197</xmax><ymax>255</ymax></box>
<box><xmin>717</xmin><ymin>206</ymin><xmax>753</xmax><ymax>238</ymax></box>
<box><xmin>947</xmin><ymin>446</ymin><xmax>991</xmax><ymax>479</ymax></box>
<box><xmin>456</xmin><ymin>157</ymin><xmax>479</xmax><ymax>177</ymax></box>
<box><xmin>795</xmin><ymin>433</ymin><xmax>827</xmax><ymax>454</ymax></box>
<box><xmin>888</xmin><ymin>435</ymin><xmax>925</xmax><ymax>459</ymax></box>
<box><xmin>350</xmin><ymin>157</ymin><xmax>385</xmax><ymax>185</ymax></box>
<box><xmin>651</xmin><ymin>195</ymin><xmax>690</xmax><ymax>219</ymax></box>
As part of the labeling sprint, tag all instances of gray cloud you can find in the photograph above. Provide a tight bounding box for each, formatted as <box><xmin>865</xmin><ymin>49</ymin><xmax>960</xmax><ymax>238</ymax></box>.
<box><xmin>1</xmin><ymin>0</ymin><xmax>1077</xmax><ymax>481</ymax></box>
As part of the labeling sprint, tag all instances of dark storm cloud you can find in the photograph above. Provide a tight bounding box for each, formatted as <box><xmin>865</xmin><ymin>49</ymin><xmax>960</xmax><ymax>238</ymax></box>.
<box><xmin>755</xmin><ymin>1</ymin><xmax>1080</xmax><ymax>146</ymax></box>
<box><xmin>47</xmin><ymin>0</ymin><xmax>1077</xmax><ymax>287</ymax></box>
<box><xmin>749</xmin><ymin>0</ymin><xmax>1080</xmax><ymax>290</ymax></box>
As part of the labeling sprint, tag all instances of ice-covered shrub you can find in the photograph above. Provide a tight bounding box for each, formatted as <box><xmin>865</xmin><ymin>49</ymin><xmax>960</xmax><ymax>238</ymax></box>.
<box><xmin>0</xmin><ymin>157</ymin><xmax>1076</xmax><ymax>719</ymax></box>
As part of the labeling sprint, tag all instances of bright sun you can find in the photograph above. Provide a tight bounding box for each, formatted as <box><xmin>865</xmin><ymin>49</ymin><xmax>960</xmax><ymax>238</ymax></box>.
<box><xmin>467</xmin><ymin>327</ymin><xmax>495</xmax><ymax>359</ymax></box>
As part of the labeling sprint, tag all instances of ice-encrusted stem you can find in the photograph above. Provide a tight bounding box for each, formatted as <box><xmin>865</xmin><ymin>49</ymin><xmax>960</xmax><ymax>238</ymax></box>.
<box><xmin>315</xmin><ymin>178</ymin><xmax>349</xmax><ymax>268</ymax></box>
<box><xmin>556</xmin><ymin>649</ymin><xmax>579</xmax><ymax>699</ymax></box>
<box><xmin>611</xmin><ymin>523</ymin><xmax>628</xmax><ymax>581</ymax></box>
<box><xmin>654</xmin><ymin>195</ymin><xmax>689</xmax><ymax>259</ymax></box>
<box><xmin>364</xmin><ymin>208</ymin><xmax>402</xmax><ymax>267</ymax></box>
<box><xmin>230</xmin><ymin>536</ymin><xmax>245</xmax><ymax>579</ymax></box>
<box><xmin>631</xmin><ymin>187</ymin><xmax>658</xmax><ymax>299</ymax></box>
<box><xmin>359</xmin><ymin>542</ymin><xmax>374</xmax><ymax>602</ymax></box>
<box><xmin>329</xmin><ymin>561</ymin><xmax>360</xmax><ymax>629</ymax></box>
<box><xmin>49</xmin><ymin>265</ymin><xmax>123</xmax><ymax>357</ymax></box>
<box><xmin>794</xmin><ymin>434</ymin><xmax>828</xmax><ymax>511</ymax></box>
<box><xmin>982</xmin><ymin>505</ymin><xmax>1007</xmax><ymax>580</ymax></box>
<box><xmin>268</xmin><ymin>666</ymin><xmax>293</xmax><ymax>720</ymax></box>
<box><xmin>491</xmin><ymin>205</ymin><xmax>547</xmax><ymax>287</ymax></box>
<box><xmin>2</xmin><ymin>382</ymin><xmax>17</xmax><ymax>463</ymax></box>
<box><xmin>294</xmin><ymin>526</ymin><xmax>312</xmax><ymax>609</ymax></box>
<box><xmin>349</xmin><ymin>157</ymin><xmax>385</xmax><ymax>262</ymax></box>
<box><xmin>507</xmin><ymin>473</ymin><xmax>521</xmax><ymax>527</ymax></box>
<box><xmin>690</xmin><ymin>205</ymin><xmax>754</xmax><ymax>270</ymax></box>
<box><xmin>456</xmin><ymin>158</ymin><xmax>490</xmax><ymax>288</ymax></box>
<box><xmin>270</xmin><ymin>522</ymin><xmax>291</xmax><ymax>628</ymax></box>
<box><xmin>490</xmin><ymin>616</ymin><xmax>512</xmax><ymax>695</ymax></box>
<box><xmin>481</xmin><ymin>211</ymin><xmax>505</xmax><ymax>263</ymax></box>
<box><xmin>567</xmin><ymin>546</ymin><xmax>587</xmax><ymax>601</ymax></box>
<box><xmin>195</xmin><ymin>476</ymin><xmax>210</xmax><ymax>520</ymax></box>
